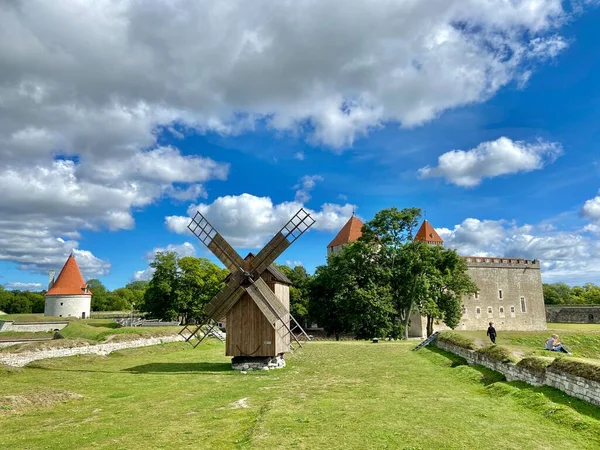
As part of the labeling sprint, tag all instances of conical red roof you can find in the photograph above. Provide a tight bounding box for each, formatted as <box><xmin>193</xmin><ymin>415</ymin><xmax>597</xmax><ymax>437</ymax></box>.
<box><xmin>414</xmin><ymin>220</ymin><xmax>443</xmax><ymax>244</ymax></box>
<box><xmin>327</xmin><ymin>216</ymin><xmax>364</xmax><ymax>247</ymax></box>
<box><xmin>46</xmin><ymin>254</ymin><xmax>91</xmax><ymax>296</ymax></box>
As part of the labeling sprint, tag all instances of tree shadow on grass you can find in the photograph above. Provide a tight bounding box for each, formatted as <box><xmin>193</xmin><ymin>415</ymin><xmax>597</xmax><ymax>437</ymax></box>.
<box><xmin>124</xmin><ymin>362</ymin><xmax>232</xmax><ymax>374</ymax></box>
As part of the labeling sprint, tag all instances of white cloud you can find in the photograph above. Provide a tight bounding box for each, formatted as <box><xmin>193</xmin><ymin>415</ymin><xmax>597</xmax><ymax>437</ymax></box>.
<box><xmin>440</xmin><ymin>217</ymin><xmax>600</xmax><ymax>283</ymax></box>
<box><xmin>168</xmin><ymin>193</ymin><xmax>356</xmax><ymax>248</ymax></box>
<box><xmin>418</xmin><ymin>137</ymin><xmax>562</xmax><ymax>187</ymax></box>
<box><xmin>2</xmin><ymin>282</ymin><xmax>43</xmax><ymax>291</ymax></box>
<box><xmin>294</xmin><ymin>175</ymin><xmax>323</xmax><ymax>203</ymax></box>
<box><xmin>294</xmin><ymin>152</ymin><xmax>305</xmax><ymax>161</ymax></box>
<box><xmin>0</xmin><ymin>0</ymin><xmax>579</xmax><ymax>153</ymax></box>
<box><xmin>581</xmin><ymin>194</ymin><xmax>600</xmax><ymax>221</ymax></box>
<box><xmin>132</xmin><ymin>242</ymin><xmax>196</xmax><ymax>281</ymax></box>
<box><xmin>285</xmin><ymin>260</ymin><xmax>303</xmax><ymax>267</ymax></box>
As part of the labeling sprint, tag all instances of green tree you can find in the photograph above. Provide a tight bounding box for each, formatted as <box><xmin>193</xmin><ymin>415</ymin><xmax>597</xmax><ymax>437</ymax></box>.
<box><xmin>275</xmin><ymin>264</ymin><xmax>311</xmax><ymax>328</ymax></box>
<box><xmin>177</xmin><ymin>256</ymin><xmax>227</xmax><ymax>324</ymax></box>
<box><xmin>88</xmin><ymin>279</ymin><xmax>110</xmax><ymax>311</ymax></box>
<box><xmin>418</xmin><ymin>245</ymin><xmax>477</xmax><ymax>337</ymax></box>
<box><xmin>359</xmin><ymin>207</ymin><xmax>425</xmax><ymax>339</ymax></box>
<box><xmin>543</xmin><ymin>283</ymin><xmax>563</xmax><ymax>305</ymax></box>
<box><xmin>142</xmin><ymin>252</ymin><xmax>180</xmax><ymax>321</ymax></box>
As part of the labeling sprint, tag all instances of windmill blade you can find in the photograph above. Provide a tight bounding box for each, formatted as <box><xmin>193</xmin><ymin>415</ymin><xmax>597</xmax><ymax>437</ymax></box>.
<box><xmin>248</xmin><ymin>277</ymin><xmax>288</xmax><ymax>319</ymax></box>
<box><xmin>244</xmin><ymin>280</ymin><xmax>287</xmax><ymax>327</ymax></box>
<box><xmin>188</xmin><ymin>211</ymin><xmax>245</xmax><ymax>273</ymax></box>
<box><xmin>250</xmin><ymin>208</ymin><xmax>315</xmax><ymax>277</ymax></box>
<box><xmin>204</xmin><ymin>273</ymin><xmax>245</xmax><ymax>321</ymax></box>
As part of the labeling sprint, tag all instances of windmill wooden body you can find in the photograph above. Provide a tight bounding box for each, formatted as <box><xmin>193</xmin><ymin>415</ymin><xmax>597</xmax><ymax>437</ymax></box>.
<box><xmin>181</xmin><ymin>208</ymin><xmax>314</xmax><ymax>364</ymax></box>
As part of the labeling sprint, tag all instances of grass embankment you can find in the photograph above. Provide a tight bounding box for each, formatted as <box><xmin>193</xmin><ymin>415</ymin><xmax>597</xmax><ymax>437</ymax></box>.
<box><xmin>454</xmin><ymin>323</ymin><xmax>600</xmax><ymax>360</ymax></box>
<box><xmin>1</xmin><ymin>341</ymin><xmax>599</xmax><ymax>449</ymax></box>
<box><xmin>0</xmin><ymin>313</ymin><xmax>76</xmax><ymax>322</ymax></box>
<box><xmin>0</xmin><ymin>319</ymin><xmax>180</xmax><ymax>352</ymax></box>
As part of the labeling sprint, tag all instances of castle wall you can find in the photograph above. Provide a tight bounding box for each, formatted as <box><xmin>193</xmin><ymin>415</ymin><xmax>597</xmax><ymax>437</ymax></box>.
<box><xmin>545</xmin><ymin>305</ymin><xmax>600</xmax><ymax>324</ymax></box>
<box><xmin>456</xmin><ymin>258</ymin><xmax>547</xmax><ymax>331</ymax></box>
<box><xmin>44</xmin><ymin>295</ymin><xmax>91</xmax><ymax>319</ymax></box>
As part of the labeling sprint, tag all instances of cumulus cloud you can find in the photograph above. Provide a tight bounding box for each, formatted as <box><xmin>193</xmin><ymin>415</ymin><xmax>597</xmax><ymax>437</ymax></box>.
<box><xmin>0</xmin><ymin>0</ymin><xmax>579</xmax><ymax>153</ymax></box>
<box><xmin>418</xmin><ymin>137</ymin><xmax>562</xmax><ymax>187</ymax></box>
<box><xmin>2</xmin><ymin>282</ymin><xmax>43</xmax><ymax>291</ymax></box>
<box><xmin>439</xmin><ymin>218</ymin><xmax>600</xmax><ymax>283</ymax></box>
<box><xmin>581</xmin><ymin>194</ymin><xmax>600</xmax><ymax>221</ymax></box>
<box><xmin>285</xmin><ymin>260</ymin><xmax>303</xmax><ymax>267</ymax></box>
<box><xmin>294</xmin><ymin>175</ymin><xmax>323</xmax><ymax>203</ymax></box>
<box><xmin>167</xmin><ymin>193</ymin><xmax>356</xmax><ymax>248</ymax></box>
<box><xmin>132</xmin><ymin>242</ymin><xmax>196</xmax><ymax>281</ymax></box>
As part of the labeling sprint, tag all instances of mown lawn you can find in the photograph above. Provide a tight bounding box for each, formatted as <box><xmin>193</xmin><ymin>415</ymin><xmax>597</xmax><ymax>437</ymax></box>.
<box><xmin>1</xmin><ymin>341</ymin><xmax>599</xmax><ymax>449</ymax></box>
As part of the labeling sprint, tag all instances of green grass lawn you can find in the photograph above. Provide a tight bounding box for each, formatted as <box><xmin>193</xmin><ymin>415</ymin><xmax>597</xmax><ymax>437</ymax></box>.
<box><xmin>1</xmin><ymin>341</ymin><xmax>599</xmax><ymax>449</ymax></box>
<box><xmin>1</xmin><ymin>319</ymin><xmax>181</xmax><ymax>352</ymax></box>
<box><xmin>454</xmin><ymin>323</ymin><xmax>600</xmax><ymax>361</ymax></box>
<box><xmin>0</xmin><ymin>313</ymin><xmax>77</xmax><ymax>322</ymax></box>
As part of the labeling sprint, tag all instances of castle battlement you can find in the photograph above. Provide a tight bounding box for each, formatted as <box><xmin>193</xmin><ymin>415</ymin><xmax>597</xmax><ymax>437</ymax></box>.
<box><xmin>462</xmin><ymin>256</ymin><xmax>540</xmax><ymax>269</ymax></box>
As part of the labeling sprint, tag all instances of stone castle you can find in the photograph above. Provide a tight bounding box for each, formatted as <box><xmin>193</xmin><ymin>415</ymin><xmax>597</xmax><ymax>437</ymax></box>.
<box><xmin>45</xmin><ymin>254</ymin><xmax>92</xmax><ymax>319</ymax></box>
<box><xmin>327</xmin><ymin>216</ymin><xmax>547</xmax><ymax>337</ymax></box>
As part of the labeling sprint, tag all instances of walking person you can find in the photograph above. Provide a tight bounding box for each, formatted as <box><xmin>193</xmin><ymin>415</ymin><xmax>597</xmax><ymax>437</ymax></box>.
<box><xmin>486</xmin><ymin>322</ymin><xmax>497</xmax><ymax>344</ymax></box>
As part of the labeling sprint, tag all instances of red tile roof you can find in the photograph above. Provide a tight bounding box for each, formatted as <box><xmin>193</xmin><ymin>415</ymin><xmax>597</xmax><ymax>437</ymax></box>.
<box><xmin>46</xmin><ymin>254</ymin><xmax>91</xmax><ymax>296</ymax></box>
<box><xmin>414</xmin><ymin>220</ymin><xmax>444</xmax><ymax>244</ymax></box>
<box><xmin>327</xmin><ymin>216</ymin><xmax>364</xmax><ymax>248</ymax></box>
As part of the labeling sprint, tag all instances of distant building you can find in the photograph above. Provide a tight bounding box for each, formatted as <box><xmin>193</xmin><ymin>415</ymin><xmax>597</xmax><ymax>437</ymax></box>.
<box><xmin>45</xmin><ymin>254</ymin><xmax>92</xmax><ymax>319</ymax></box>
<box><xmin>327</xmin><ymin>214</ymin><xmax>364</xmax><ymax>256</ymax></box>
<box><xmin>328</xmin><ymin>216</ymin><xmax>547</xmax><ymax>337</ymax></box>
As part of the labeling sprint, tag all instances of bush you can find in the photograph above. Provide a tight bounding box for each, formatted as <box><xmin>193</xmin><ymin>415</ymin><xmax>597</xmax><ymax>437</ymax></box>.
<box><xmin>438</xmin><ymin>332</ymin><xmax>476</xmax><ymax>350</ymax></box>
<box><xmin>550</xmin><ymin>358</ymin><xmax>600</xmax><ymax>383</ymax></box>
<box><xmin>476</xmin><ymin>345</ymin><xmax>516</xmax><ymax>363</ymax></box>
<box><xmin>516</xmin><ymin>357</ymin><xmax>553</xmax><ymax>375</ymax></box>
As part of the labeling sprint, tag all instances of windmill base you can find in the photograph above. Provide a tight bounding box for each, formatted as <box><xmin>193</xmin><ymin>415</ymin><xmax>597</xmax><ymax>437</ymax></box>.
<box><xmin>231</xmin><ymin>354</ymin><xmax>286</xmax><ymax>371</ymax></box>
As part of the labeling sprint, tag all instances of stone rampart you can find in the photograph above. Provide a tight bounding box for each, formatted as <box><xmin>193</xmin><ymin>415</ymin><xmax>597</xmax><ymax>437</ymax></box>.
<box><xmin>0</xmin><ymin>335</ymin><xmax>184</xmax><ymax>367</ymax></box>
<box><xmin>0</xmin><ymin>321</ymin><xmax>69</xmax><ymax>332</ymax></box>
<box><xmin>434</xmin><ymin>340</ymin><xmax>600</xmax><ymax>407</ymax></box>
<box><xmin>545</xmin><ymin>305</ymin><xmax>600</xmax><ymax>324</ymax></box>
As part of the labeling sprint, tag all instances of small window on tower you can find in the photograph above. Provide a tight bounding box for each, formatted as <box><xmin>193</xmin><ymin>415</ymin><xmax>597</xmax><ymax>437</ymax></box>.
<box><xmin>487</xmin><ymin>307</ymin><xmax>493</xmax><ymax>314</ymax></box>
<box><xmin>520</xmin><ymin>297</ymin><xmax>526</xmax><ymax>312</ymax></box>
<box><xmin>498</xmin><ymin>290</ymin><xmax>503</xmax><ymax>300</ymax></box>
<box><xmin>510</xmin><ymin>306</ymin><xmax>515</xmax><ymax>313</ymax></box>
<box><xmin>499</xmin><ymin>306</ymin><xmax>504</xmax><ymax>314</ymax></box>
<box><xmin>60</xmin><ymin>302</ymin><xmax>63</xmax><ymax>306</ymax></box>
<box><xmin>475</xmin><ymin>291</ymin><xmax>479</xmax><ymax>299</ymax></box>
<box><xmin>476</xmin><ymin>307</ymin><xmax>481</xmax><ymax>315</ymax></box>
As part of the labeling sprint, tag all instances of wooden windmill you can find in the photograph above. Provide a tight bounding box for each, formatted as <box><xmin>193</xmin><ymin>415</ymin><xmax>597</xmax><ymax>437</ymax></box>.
<box><xmin>180</xmin><ymin>208</ymin><xmax>315</xmax><ymax>359</ymax></box>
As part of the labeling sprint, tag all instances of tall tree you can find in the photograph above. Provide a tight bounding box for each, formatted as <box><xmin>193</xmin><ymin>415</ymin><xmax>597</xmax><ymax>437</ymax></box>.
<box><xmin>177</xmin><ymin>256</ymin><xmax>227</xmax><ymax>324</ymax></box>
<box><xmin>87</xmin><ymin>279</ymin><xmax>110</xmax><ymax>311</ymax></box>
<box><xmin>142</xmin><ymin>252</ymin><xmax>180</xmax><ymax>321</ymax></box>
<box><xmin>275</xmin><ymin>264</ymin><xmax>311</xmax><ymax>328</ymax></box>
<box><xmin>418</xmin><ymin>245</ymin><xmax>478</xmax><ymax>337</ymax></box>
<box><xmin>359</xmin><ymin>207</ymin><xmax>424</xmax><ymax>339</ymax></box>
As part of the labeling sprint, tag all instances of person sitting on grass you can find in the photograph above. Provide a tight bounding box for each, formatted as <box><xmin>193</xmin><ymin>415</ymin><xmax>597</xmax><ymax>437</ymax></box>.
<box><xmin>545</xmin><ymin>334</ymin><xmax>571</xmax><ymax>354</ymax></box>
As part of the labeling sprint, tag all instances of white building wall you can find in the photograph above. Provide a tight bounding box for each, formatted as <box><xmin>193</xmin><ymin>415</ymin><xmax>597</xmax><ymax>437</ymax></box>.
<box><xmin>45</xmin><ymin>295</ymin><xmax>91</xmax><ymax>319</ymax></box>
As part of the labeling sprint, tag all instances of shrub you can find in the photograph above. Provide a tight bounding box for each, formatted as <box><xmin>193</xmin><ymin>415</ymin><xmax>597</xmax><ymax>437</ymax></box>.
<box><xmin>476</xmin><ymin>345</ymin><xmax>516</xmax><ymax>363</ymax></box>
<box><xmin>437</xmin><ymin>332</ymin><xmax>476</xmax><ymax>350</ymax></box>
<box><xmin>516</xmin><ymin>357</ymin><xmax>552</xmax><ymax>375</ymax></box>
<box><xmin>550</xmin><ymin>358</ymin><xmax>600</xmax><ymax>383</ymax></box>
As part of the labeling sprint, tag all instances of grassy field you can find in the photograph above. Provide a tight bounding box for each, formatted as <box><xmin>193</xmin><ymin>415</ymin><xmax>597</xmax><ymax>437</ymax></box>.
<box><xmin>454</xmin><ymin>323</ymin><xmax>600</xmax><ymax>360</ymax></box>
<box><xmin>1</xmin><ymin>341</ymin><xmax>599</xmax><ymax>449</ymax></box>
<box><xmin>0</xmin><ymin>319</ymin><xmax>180</xmax><ymax>351</ymax></box>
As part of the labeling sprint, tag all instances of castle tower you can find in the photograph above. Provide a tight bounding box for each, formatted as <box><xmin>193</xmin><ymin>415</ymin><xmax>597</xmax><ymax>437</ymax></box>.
<box><xmin>44</xmin><ymin>254</ymin><xmax>92</xmax><ymax>319</ymax></box>
<box><xmin>327</xmin><ymin>214</ymin><xmax>364</xmax><ymax>256</ymax></box>
<box><xmin>414</xmin><ymin>220</ymin><xmax>444</xmax><ymax>246</ymax></box>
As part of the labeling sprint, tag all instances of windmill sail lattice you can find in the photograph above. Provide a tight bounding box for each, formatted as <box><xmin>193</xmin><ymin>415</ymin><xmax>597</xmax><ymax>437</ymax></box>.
<box><xmin>183</xmin><ymin>208</ymin><xmax>315</xmax><ymax>355</ymax></box>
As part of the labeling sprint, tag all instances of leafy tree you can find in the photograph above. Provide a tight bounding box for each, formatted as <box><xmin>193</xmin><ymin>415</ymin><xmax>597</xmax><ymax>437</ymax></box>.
<box><xmin>275</xmin><ymin>264</ymin><xmax>311</xmax><ymax>328</ymax></box>
<box><xmin>308</xmin><ymin>263</ymin><xmax>349</xmax><ymax>340</ymax></box>
<box><xmin>359</xmin><ymin>207</ymin><xmax>424</xmax><ymax>339</ymax></box>
<box><xmin>542</xmin><ymin>283</ymin><xmax>563</xmax><ymax>305</ymax></box>
<box><xmin>418</xmin><ymin>245</ymin><xmax>477</xmax><ymax>337</ymax></box>
<box><xmin>88</xmin><ymin>279</ymin><xmax>110</xmax><ymax>311</ymax></box>
<box><xmin>142</xmin><ymin>252</ymin><xmax>180</xmax><ymax>321</ymax></box>
<box><xmin>177</xmin><ymin>256</ymin><xmax>227</xmax><ymax>324</ymax></box>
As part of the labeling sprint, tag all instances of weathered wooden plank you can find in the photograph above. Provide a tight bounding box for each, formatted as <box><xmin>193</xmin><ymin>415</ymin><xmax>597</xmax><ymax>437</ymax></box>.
<box><xmin>208</xmin><ymin>234</ymin><xmax>244</xmax><ymax>273</ymax></box>
<box><xmin>244</xmin><ymin>284</ymin><xmax>279</xmax><ymax>326</ymax></box>
<box><xmin>252</xmin><ymin>277</ymin><xmax>287</xmax><ymax>318</ymax></box>
<box><xmin>250</xmin><ymin>232</ymin><xmax>290</xmax><ymax>277</ymax></box>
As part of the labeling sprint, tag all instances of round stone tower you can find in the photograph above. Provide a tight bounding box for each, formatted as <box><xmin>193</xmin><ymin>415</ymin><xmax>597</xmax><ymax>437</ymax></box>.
<box><xmin>45</xmin><ymin>254</ymin><xmax>92</xmax><ymax>319</ymax></box>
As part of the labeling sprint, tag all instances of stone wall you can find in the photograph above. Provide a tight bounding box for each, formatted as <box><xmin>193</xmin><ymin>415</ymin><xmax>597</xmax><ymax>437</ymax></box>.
<box><xmin>44</xmin><ymin>294</ymin><xmax>91</xmax><ymax>319</ymax></box>
<box><xmin>0</xmin><ymin>321</ymin><xmax>69</xmax><ymax>332</ymax></box>
<box><xmin>0</xmin><ymin>335</ymin><xmax>184</xmax><ymax>367</ymax></box>
<box><xmin>456</xmin><ymin>258</ymin><xmax>547</xmax><ymax>332</ymax></box>
<box><xmin>545</xmin><ymin>305</ymin><xmax>600</xmax><ymax>324</ymax></box>
<box><xmin>434</xmin><ymin>340</ymin><xmax>600</xmax><ymax>407</ymax></box>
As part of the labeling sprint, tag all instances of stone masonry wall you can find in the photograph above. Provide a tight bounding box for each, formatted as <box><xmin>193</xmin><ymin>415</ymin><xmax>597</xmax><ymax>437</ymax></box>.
<box><xmin>434</xmin><ymin>340</ymin><xmax>600</xmax><ymax>407</ymax></box>
<box><xmin>545</xmin><ymin>306</ymin><xmax>600</xmax><ymax>324</ymax></box>
<box><xmin>0</xmin><ymin>335</ymin><xmax>184</xmax><ymax>367</ymax></box>
<box><xmin>457</xmin><ymin>258</ymin><xmax>547</xmax><ymax>332</ymax></box>
<box><xmin>0</xmin><ymin>321</ymin><xmax>69</xmax><ymax>332</ymax></box>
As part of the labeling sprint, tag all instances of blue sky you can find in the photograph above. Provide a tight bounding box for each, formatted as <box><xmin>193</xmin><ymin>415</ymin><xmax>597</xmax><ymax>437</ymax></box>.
<box><xmin>1</xmin><ymin>1</ymin><xmax>600</xmax><ymax>291</ymax></box>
